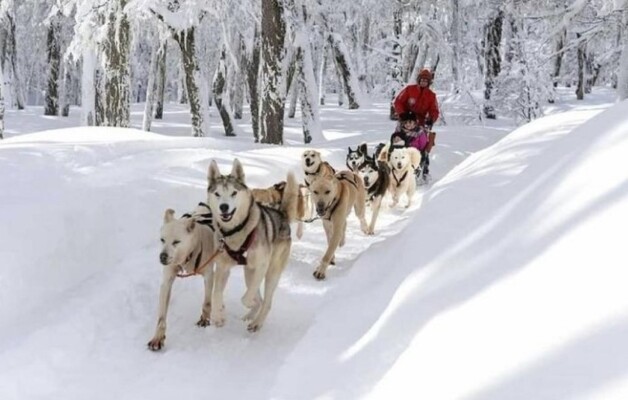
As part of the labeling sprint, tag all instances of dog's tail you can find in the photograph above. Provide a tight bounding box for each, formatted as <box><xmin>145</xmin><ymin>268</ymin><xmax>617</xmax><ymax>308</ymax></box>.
<box><xmin>281</xmin><ymin>171</ymin><xmax>299</xmax><ymax>223</ymax></box>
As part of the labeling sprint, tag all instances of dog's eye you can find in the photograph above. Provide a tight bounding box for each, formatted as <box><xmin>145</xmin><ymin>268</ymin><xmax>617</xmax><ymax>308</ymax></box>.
<box><xmin>214</xmin><ymin>192</ymin><xmax>220</xmax><ymax>198</ymax></box>
<box><xmin>172</xmin><ymin>240</ymin><xmax>180</xmax><ymax>247</ymax></box>
<box><xmin>325</xmin><ymin>190</ymin><xmax>331</xmax><ymax>195</ymax></box>
<box><xmin>231</xmin><ymin>191</ymin><xmax>237</xmax><ymax>197</ymax></box>
<box><xmin>313</xmin><ymin>190</ymin><xmax>319</xmax><ymax>195</ymax></box>
<box><xmin>160</xmin><ymin>238</ymin><xmax>165</xmax><ymax>243</ymax></box>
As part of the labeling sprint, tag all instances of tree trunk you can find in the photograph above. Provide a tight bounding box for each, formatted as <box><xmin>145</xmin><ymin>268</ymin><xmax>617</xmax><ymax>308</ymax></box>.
<box><xmin>260</xmin><ymin>0</ymin><xmax>287</xmax><ymax>144</ymax></box>
<box><xmin>45</xmin><ymin>12</ymin><xmax>62</xmax><ymax>116</ymax></box>
<box><xmin>287</xmin><ymin>79</ymin><xmax>298</xmax><ymax>118</ymax></box>
<box><xmin>246</xmin><ymin>27</ymin><xmax>261</xmax><ymax>142</ymax></box>
<box><xmin>60</xmin><ymin>60</ymin><xmax>73</xmax><ymax>117</ymax></box>
<box><xmin>95</xmin><ymin>68</ymin><xmax>105</xmax><ymax>126</ymax></box>
<box><xmin>232</xmin><ymin>35</ymin><xmax>246</xmax><ymax>120</ymax></box>
<box><xmin>295</xmin><ymin>32</ymin><xmax>322</xmax><ymax>143</ymax></box>
<box><xmin>142</xmin><ymin>41</ymin><xmax>162</xmax><ymax>131</ymax></box>
<box><xmin>389</xmin><ymin>8</ymin><xmax>403</xmax><ymax>119</ymax></box>
<box><xmin>483</xmin><ymin>9</ymin><xmax>504</xmax><ymax>119</ymax></box>
<box><xmin>213</xmin><ymin>46</ymin><xmax>236</xmax><ymax>136</ymax></box>
<box><xmin>81</xmin><ymin>49</ymin><xmax>97</xmax><ymax>126</ymax></box>
<box><xmin>102</xmin><ymin>0</ymin><xmax>131</xmax><ymax>127</ymax></box>
<box><xmin>154</xmin><ymin>42</ymin><xmax>167</xmax><ymax>119</ymax></box>
<box><xmin>318</xmin><ymin>41</ymin><xmax>328</xmax><ymax>105</ymax></box>
<box><xmin>328</xmin><ymin>33</ymin><xmax>360</xmax><ymax>109</ymax></box>
<box><xmin>0</xmin><ymin>10</ymin><xmax>24</xmax><ymax>110</ymax></box>
<box><xmin>451</xmin><ymin>0</ymin><xmax>461</xmax><ymax>93</ymax></box>
<box><xmin>175</xmin><ymin>28</ymin><xmax>210</xmax><ymax>136</ymax></box>
<box><xmin>0</xmin><ymin>65</ymin><xmax>4</xmax><ymax>139</ymax></box>
<box><xmin>576</xmin><ymin>33</ymin><xmax>585</xmax><ymax>100</ymax></box>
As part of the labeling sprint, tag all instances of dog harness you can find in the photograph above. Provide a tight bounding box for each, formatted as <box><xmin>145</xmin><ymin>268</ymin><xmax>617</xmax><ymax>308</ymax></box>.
<box><xmin>391</xmin><ymin>170</ymin><xmax>409</xmax><ymax>188</ymax></box>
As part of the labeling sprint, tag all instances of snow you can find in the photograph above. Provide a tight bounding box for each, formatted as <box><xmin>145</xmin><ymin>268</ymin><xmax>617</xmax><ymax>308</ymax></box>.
<box><xmin>1</xmin><ymin>89</ymin><xmax>627</xmax><ymax>399</ymax></box>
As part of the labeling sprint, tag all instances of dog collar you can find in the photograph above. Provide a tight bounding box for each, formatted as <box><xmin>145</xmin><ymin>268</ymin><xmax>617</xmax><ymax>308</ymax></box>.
<box><xmin>304</xmin><ymin>163</ymin><xmax>322</xmax><ymax>176</ymax></box>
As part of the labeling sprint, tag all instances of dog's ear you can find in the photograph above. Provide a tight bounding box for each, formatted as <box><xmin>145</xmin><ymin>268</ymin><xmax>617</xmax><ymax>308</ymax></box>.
<box><xmin>185</xmin><ymin>218</ymin><xmax>196</xmax><ymax>233</ymax></box>
<box><xmin>231</xmin><ymin>158</ymin><xmax>245</xmax><ymax>183</ymax></box>
<box><xmin>348</xmin><ymin>146</ymin><xmax>353</xmax><ymax>153</ymax></box>
<box><xmin>358</xmin><ymin>142</ymin><xmax>367</xmax><ymax>155</ymax></box>
<box><xmin>164</xmin><ymin>209</ymin><xmax>175</xmax><ymax>223</ymax></box>
<box><xmin>208</xmin><ymin>160</ymin><xmax>220</xmax><ymax>184</ymax></box>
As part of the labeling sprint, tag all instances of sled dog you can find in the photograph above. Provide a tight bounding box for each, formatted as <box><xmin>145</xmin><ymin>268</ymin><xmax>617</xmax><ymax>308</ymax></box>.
<box><xmin>252</xmin><ymin>181</ymin><xmax>308</xmax><ymax>239</ymax></box>
<box><xmin>148</xmin><ymin>203</ymin><xmax>216</xmax><ymax>351</ymax></box>
<box><xmin>309</xmin><ymin>170</ymin><xmax>369</xmax><ymax>280</ymax></box>
<box><xmin>358</xmin><ymin>158</ymin><xmax>391</xmax><ymax>235</ymax></box>
<box><xmin>388</xmin><ymin>146</ymin><xmax>419</xmax><ymax>208</ymax></box>
<box><xmin>302</xmin><ymin>149</ymin><xmax>337</xmax><ymax>222</ymax></box>
<box><xmin>346</xmin><ymin>143</ymin><xmax>370</xmax><ymax>172</ymax></box>
<box><xmin>207</xmin><ymin>159</ymin><xmax>298</xmax><ymax>332</ymax></box>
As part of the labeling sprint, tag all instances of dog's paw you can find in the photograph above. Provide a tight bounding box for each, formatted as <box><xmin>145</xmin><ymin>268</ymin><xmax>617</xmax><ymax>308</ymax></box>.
<box><xmin>313</xmin><ymin>270</ymin><xmax>326</xmax><ymax>280</ymax></box>
<box><xmin>247</xmin><ymin>322</ymin><xmax>262</xmax><ymax>333</ymax></box>
<box><xmin>366</xmin><ymin>227</ymin><xmax>375</xmax><ymax>235</ymax></box>
<box><xmin>211</xmin><ymin>312</ymin><xmax>226</xmax><ymax>327</ymax></box>
<box><xmin>242</xmin><ymin>308</ymin><xmax>258</xmax><ymax>322</ymax></box>
<box><xmin>196</xmin><ymin>316</ymin><xmax>211</xmax><ymax>327</ymax></box>
<box><xmin>147</xmin><ymin>336</ymin><xmax>165</xmax><ymax>351</ymax></box>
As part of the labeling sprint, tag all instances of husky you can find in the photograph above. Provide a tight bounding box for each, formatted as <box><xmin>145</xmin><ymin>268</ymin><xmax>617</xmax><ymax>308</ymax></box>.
<box><xmin>251</xmin><ymin>181</ymin><xmax>308</xmax><ymax>239</ymax></box>
<box><xmin>206</xmin><ymin>159</ymin><xmax>298</xmax><ymax>332</ymax></box>
<box><xmin>148</xmin><ymin>204</ymin><xmax>216</xmax><ymax>351</ymax></box>
<box><xmin>346</xmin><ymin>142</ymin><xmax>370</xmax><ymax>172</ymax></box>
<box><xmin>309</xmin><ymin>170</ymin><xmax>369</xmax><ymax>280</ymax></box>
<box><xmin>388</xmin><ymin>146</ymin><xmax>419</xmax><ymax>208</ymax></box>
<box><xmin>358</xmin><ymin>158</ymin><xmax>391</xmax><ymax>235</ymax></box>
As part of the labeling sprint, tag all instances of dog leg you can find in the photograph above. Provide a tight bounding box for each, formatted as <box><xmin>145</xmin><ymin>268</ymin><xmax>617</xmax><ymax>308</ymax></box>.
<box><xmin>354</xmin><ymin>192</ymin><xmax>369</xmax><ymax>234</ymax></box>
<box><xmin>322</xmin><ymin>219</ymin><xmax>336</xmax><ymax>265</ymax></box>
<box><xmin>296</xmin><ymin>220</ymin><xmax>304</xmax><ymax>239</ymax></box>
<box><xmin>248</xmin><ymin>248</ymin><xmax>289</xmax><ymax>332</ymax></box>
<box><xmin>148</xmin><ymin>267</ymin><xmax>177</xmax><ymax>351</ymax></box>
<box><xmin>197</xmin><ymin>268</ymin><xmax>214</xmax><ymax>327</ymax></box>
<box><xmin>241</xmin><ymin>259</ymin><xmax>268</xmax><ymax>310</ymax></box>
<box><xmin>406</xmin><ymin>180</ymin><xmax>417</xmax><ymax>208</ymax></box>
<box><xmin>211</xmin><ymin>264</ymin><xmax>231</xmax><ymax>327</ymax></box>
<box><xmin>314</xmin><ymin>220</ymin><xmax>345</xmax><ymax>280</ymax></box>
<box><xmin>242</xmin><ymin>266</ymin><xmax>262</xmax><ymax>321</ymax></box>
<box><xmin>367</xmin><ymin>196</ymin><xmax>382</xmax><ymax>235</ymax></box>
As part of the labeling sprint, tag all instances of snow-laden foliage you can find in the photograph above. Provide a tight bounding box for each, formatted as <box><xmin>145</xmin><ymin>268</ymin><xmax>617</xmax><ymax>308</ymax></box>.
<box><xmin>0</xmin><ymin>0</ymin><xmax>626</xmax><ymax>141</ymax></box>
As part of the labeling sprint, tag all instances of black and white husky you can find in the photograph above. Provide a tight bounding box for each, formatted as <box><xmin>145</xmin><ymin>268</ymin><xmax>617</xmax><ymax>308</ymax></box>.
<box><xmin>358</xmin><ymin>158</ymin><xmax>391</xmax><ymax>235</ymax></box>
<box><xmin>346</xmin><ymin>142</ymin><xmax>370</xmax><ymax>172</ymax></box>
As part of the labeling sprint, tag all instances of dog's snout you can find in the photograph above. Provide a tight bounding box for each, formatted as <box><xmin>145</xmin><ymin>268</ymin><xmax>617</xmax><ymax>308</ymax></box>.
<box><xmin>159</xmin><ymin>252</ymin><xmax>168</xmax><ymax>265</ymax></box>
<box><xmin>219</xmin><ymin>203</ymin><xmax>229</xmax><ymax>213</ymax></box>
<box><xmin>364</xmin><ymin>177</ymin><xmax>370</xmax><ymax>186</ymax></box>
<box><xmin>316</xmin><ymin>202</ymin><xmax>325</xmax><ymax>216</ymax></box>
<box><xmin>397</xmin><ymin>163</ymin><xmax>402</xmax><ymax>169</ymax></box>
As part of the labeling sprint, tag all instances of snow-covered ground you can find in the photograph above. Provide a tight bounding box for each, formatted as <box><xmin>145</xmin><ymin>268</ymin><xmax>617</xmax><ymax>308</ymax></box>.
<box><xmin>1</xmin><ymin>88</ymin><xmax>627</xmax><ymax>399</ymax></box>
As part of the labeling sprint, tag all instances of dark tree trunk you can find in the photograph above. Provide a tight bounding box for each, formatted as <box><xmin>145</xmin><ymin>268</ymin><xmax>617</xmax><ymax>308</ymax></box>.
<box><xmin>246</xmin><ymin>27</ymin><xmax>261</xmax><ymax>142</ymax></box>
<box><xmin>328</xmin><ymin>33</ymin><xmax>360</xmax><ymax>109</ymax></box>
<box><xmin>174</xmin><ymin>28</ymin><xmax>207</xmax><ymax>136</ymax></box>
<box><xmin>483</xmin><ymin>9</ymin><xmax>504</xmax><ymax>119</ymax></box>
<box><xmin>45</xmin><ymin>12</ymin><xmax>62</xmax><ymax>116</ymax></box>
<box><xmin>154</xmin><ymin>41</ymin><xmax>167</xmax><ymax>119</ymax></box>
<box><xmin>576</xmin><ymin>33</ymin><xmax>585</xmax><ymax>100</ymax></box>
<box><xmin>103</xmin><ymin>0</ymin><xmax>131</xmax><ymax>127</ymax></box>
<box><xmin>213</xmin><ymin>46</ymin><xmax>236</xmax><ymax>136</ymax></box>
<box><xmin>260</xmin><ymin>0</ymin><xmax>286</xmax><ymax>144</ymax></box>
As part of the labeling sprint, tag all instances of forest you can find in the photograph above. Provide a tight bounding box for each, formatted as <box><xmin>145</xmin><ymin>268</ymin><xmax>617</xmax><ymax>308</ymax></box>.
<box><xmin>0</xmin><ymin>0</ymin><xmax>626</xmax><ymax>142</ymax></box>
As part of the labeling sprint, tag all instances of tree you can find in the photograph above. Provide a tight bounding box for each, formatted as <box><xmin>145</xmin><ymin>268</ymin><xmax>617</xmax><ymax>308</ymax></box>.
<box><xmin>45</xmin><ymin>9</ymin><xmax>62</xmax><ymax>116</ymax></box>
<box><xmin>260</xmin><ymin>0</ymin><xmax>287</xmax><ymax>144</ymax></box>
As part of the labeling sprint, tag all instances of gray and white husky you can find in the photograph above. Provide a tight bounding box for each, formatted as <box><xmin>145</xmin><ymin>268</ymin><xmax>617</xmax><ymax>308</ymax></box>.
<box><xmin>207</xmin><ymin>159</ymin><xmax>298</xmax><ymax>332</ymax></box>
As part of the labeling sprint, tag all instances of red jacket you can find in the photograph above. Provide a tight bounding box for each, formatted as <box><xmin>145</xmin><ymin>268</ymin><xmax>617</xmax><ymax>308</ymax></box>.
<box><xmin>393</xmin><ymin>85</ymin><xmax>439</xmax><ymax>126</ymax></box>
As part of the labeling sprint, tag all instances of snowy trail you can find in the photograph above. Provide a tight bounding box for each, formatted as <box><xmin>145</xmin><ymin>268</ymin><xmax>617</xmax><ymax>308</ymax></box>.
<box><xmin>0</xmin><ymin>91</ymin><xmax>620</xmax><ymax>399</ymax></box>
